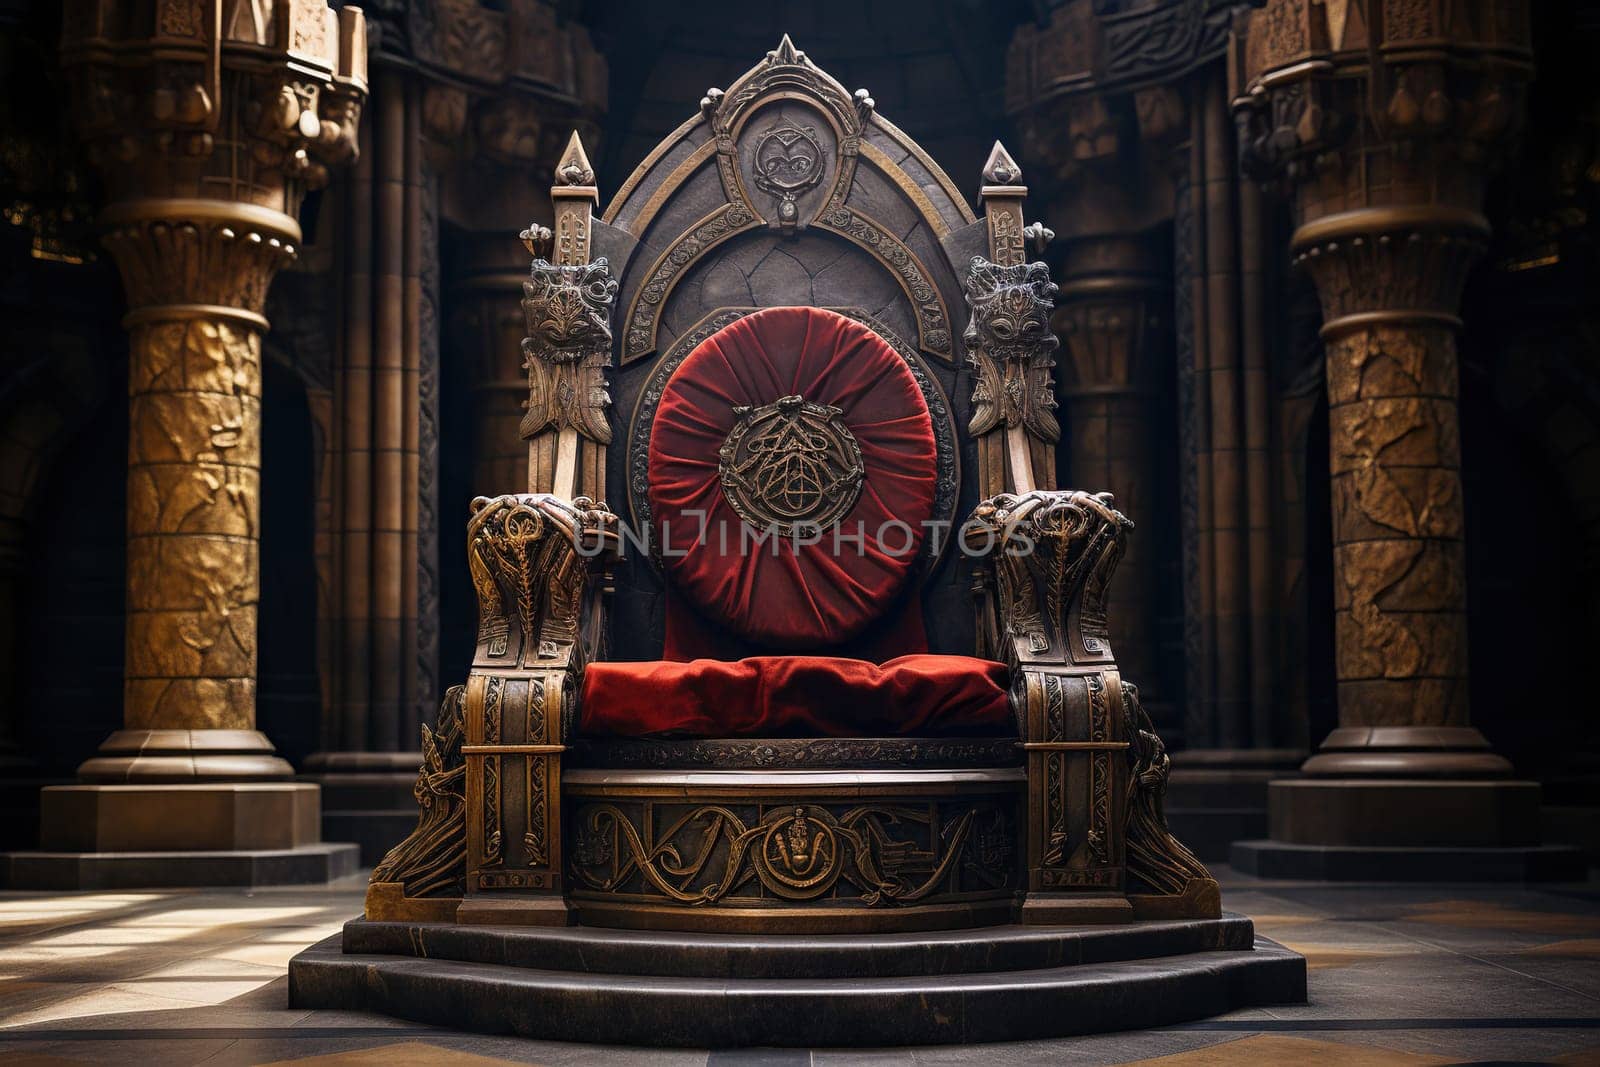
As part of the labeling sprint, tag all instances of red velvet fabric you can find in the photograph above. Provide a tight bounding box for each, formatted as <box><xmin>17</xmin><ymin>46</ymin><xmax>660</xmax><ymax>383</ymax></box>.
<box><xmin>660</xmin><ymin>585</ymin><xmax>930</xmax><ymax>665</ymax></box>
<box><xmin>648</xmin><ymin>307</ymin><xmax>938</xmax><ymax>652</ymax></box>
<box><xmin>579</xmin><ymin>654</ymin><xmax>1014</xmax><ymax>738</ymax></box>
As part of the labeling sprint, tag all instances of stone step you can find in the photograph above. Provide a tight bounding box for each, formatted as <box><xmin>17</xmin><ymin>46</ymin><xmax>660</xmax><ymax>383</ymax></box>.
<box><xmin>340</xmin><ymin>913</ymin><xmax>1258</xmax><ymax>980</ymax></box>
<box><xmin>289</xmin><ymin>930</ymin><xmax>1305</xmax><ymax>1046</ymax></box>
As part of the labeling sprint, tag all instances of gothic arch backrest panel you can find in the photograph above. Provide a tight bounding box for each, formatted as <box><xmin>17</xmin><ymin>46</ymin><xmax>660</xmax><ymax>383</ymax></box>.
<box><xmin>592</xmin><ymin>36</ymin><xmax>986</xmax><ymax>661</ymax></box>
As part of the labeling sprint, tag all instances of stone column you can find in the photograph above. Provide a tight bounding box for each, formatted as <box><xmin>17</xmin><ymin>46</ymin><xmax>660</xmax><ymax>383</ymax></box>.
<box><xmin>452</xmin><ymin>232</ymin><xmax>539</xmax><ymax>496</ymax></box>
<box><xmin>1009</xmin><ymin>81</ymin><xmax>1192</xmax><ymax>712</ymax></box>
<box><xmin>307</xmin><ymin>0</ymin><xmax>606</xmax><ymax>864</ymax></box>
<box><xmin>4</xmin><ymin>0</ymin><xmax>367</xmax><ymax>888</ymax></box>
<box><xmin>1053</xmin><ymin>234</ymin><xmax>1166</xmax><ymax>695</ymax></box>
<box><xmin>1229</xmin><ymin>0</ymin><xmax>1582</xmax><ymax>878</ymax></box>
<box><xmin>1008</xmin><ymin>6</ymin><xmax>1304</xmax><ymax>859</ymax></box>
<box><xmin>308</xmin><ymin>69</ymin><xmax>431</xmax><ymax>866</ymax></box>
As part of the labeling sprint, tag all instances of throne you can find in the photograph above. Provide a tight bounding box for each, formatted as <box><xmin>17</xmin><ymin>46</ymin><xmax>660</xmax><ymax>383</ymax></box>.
<box><xmin>294</xmin><ymin>38</ymin><xmax>1302</xmax><ymax>1043</ymax></box>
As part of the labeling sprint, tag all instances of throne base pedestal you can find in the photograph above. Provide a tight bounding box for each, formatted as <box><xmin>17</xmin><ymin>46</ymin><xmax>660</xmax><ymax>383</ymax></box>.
<box><xmin>288</xmin><ymin>913</ymin><xmax>1305</xmax><ymax>1046</ymax></box>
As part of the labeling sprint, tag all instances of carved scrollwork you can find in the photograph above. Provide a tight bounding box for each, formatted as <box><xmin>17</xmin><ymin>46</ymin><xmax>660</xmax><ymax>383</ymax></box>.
<box><xmin>521</xmin><ymin>258</ymin><xmax>618</xmax><ymax>446</ymax></box>
<box><xmin>965</xmin><ymin>490</ymin><xmax>1156</xmax><ymax>898</ymax></box>
<box><xmin>569</xmin><ymin>799</ymin><xmax>1016</xmax><ymax>907</ymax></box>
<box><xmin>622</xmin><ymin>203</ymin><xmax>758</xmax><ymax>361</ymax></box>
<box><xmin>459</xmin><ymin>496</ymin><xmax>616</xmax><ymax>899</ymax></box>
<box><xmin>1123</xmin><ymin>682</ymin><xmax>1214</xmax><ymax>898</ymax></box>
<box><xmin>467</xmin><ymin>493</ymin><xmax>617</xmax><ymax>670</ymax></box>
<box><xmin>817</xmin><ymin>206</ymin><xmax>953</xmax><ymax>359</ymax></box>
<box><xmin>963</xmin><ymin>258</ymin><xmax>1061</xmax><ymax>447</ymax></box>
<box><xmin>371</xmin><ymin>686</ymin><xmax>468</xmax><ymax>899</ymax></box>
<box><xmin>965</xmin><ymin>489</ymin><xmax>1131</xmax><ymax>664</ymax></box>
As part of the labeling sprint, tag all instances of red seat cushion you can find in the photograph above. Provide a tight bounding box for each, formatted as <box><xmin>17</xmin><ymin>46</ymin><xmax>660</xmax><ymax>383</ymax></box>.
<box><xmin>580</xmin><ymin>655</ymin><xmax>1014</xmax><ymax>738</ymax></box>
<box><xmin>648</xmin><ymin>307</ymin><xmax>938</xmax><ymax>651</ymax></box>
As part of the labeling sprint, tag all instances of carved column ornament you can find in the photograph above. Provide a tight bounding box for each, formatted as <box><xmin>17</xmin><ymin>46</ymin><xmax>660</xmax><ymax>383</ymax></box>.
<box><xmin>61</xmin><ymin>0</ymin><xmax>366</xmax><ymax>778</ymax></box>
<box><xmin>1232</xmin><ymin>0</ymin><xmax>1532</xmax><ymax>775</ymax></box>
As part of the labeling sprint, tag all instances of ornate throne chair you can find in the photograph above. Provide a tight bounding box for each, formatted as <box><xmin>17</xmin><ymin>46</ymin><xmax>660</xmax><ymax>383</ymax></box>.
<box><xmin>291</xmin><ymin>39</ymin><xmax>1305</xmax><ymax>1043</ymax></box>
<box><xmin>355</xmin><ymin>38</ymin><xmax>1220</xmax><ymax>936</ymax></box>
<box><xmin>369</xmin><ymin>37</ymin><xmax>1216</xmax><ymax>933</ymax></box>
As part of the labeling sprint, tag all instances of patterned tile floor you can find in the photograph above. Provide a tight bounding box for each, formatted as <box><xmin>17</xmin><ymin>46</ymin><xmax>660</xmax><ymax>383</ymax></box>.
<box><xmin>0</xmin><ymin>867</ymin><xmax>1596</xmax><ymax>1065</ymax></box>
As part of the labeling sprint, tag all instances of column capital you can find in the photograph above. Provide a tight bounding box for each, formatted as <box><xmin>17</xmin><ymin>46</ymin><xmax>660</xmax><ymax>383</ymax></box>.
<box><xmin>399</xmin><ymin>0</ymin><xmax>608</xmax><ymax>229</ymax></box>
<box><xmin>1052</xmin><ymin>234</ymin><xmax>1169</xmax><ymax>398</ymax></box>
<box><xmin>1006</xmin><ymin>81</ymin><xmax>1189</xmax><ymax>236</ymax></box>
<box><xmin>1005</xmin><ymin>0</ymin><xmax>1228</xmax><ymax>235</ymax></box>
<box><xmin>1291</xmin><ymin>204</ymin><xmax>1492</xmax><ymax>335</ymax></box>
<box><xmin>1230</xmin><ymin>0</ymin><xmax>1534</xmax><ymax>224</ymax></box>
<box><xmin>62</xmin><ymin>0</ymin><xmax>368</xmax><ymax>223</ymax></box>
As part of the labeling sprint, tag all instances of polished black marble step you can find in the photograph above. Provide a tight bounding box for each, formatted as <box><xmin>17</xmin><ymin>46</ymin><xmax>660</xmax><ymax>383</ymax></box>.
<box><xmin>339</xmin><ymin>914</ymin><xmax>1258</xmax><ymax>980</ymax></box>
<box><xmin>289</xmin><ymin>932</ymin><xmax>1306</xmax><ymax>1046</ymax></box>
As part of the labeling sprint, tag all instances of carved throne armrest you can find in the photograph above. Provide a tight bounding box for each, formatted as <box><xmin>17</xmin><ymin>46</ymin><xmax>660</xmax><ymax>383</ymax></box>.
<box><xmin>963</xmin><ymin>489</ymin><xmax>1218</xmax><ymax>921</ymax></box>
<box><xmin>464</xmin><ymin>493</ymin><xmax>618</xmax><ymax>703</ymax></box>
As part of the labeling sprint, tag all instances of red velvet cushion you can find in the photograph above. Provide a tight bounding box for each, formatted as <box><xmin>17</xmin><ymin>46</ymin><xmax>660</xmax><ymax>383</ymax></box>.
<box><xmin>580</xmin><ymin>655</ymin><xmax>1014</xmax><ymax>738</ymax></box>
<box><xmin>648</xmin><ymin>307</ymin><xmax>938</xmax><ymax>650</ymax></box>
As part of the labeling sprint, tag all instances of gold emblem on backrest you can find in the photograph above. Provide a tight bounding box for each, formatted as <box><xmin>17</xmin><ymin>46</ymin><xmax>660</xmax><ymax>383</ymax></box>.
<box><xmin>717</xmin><ymin>394</ymin><xmax>864</xmax><ymax>533</ymax></box>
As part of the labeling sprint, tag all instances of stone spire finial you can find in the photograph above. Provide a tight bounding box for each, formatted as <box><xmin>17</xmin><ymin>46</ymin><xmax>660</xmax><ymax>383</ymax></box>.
<box><xmin>554</xmin><ymin>130</ymin><xmax>596</xmax><ymax>188</ymax></box>
<box><xmin>981</xmin><ymin>141</ymin><xmax>1023</xmax><ymax>187</ymax></box>
<box><xmin>769</xmin><ymin>34</ymin><xmax>805</xmax><ymax>65</ymax></box>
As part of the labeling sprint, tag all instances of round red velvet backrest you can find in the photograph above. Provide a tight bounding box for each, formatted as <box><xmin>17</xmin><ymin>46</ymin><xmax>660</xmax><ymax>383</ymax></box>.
<box><xmin>648</xmin><ymin>307</ymin><xmax>938</xmax><ymax>648</ymax></box>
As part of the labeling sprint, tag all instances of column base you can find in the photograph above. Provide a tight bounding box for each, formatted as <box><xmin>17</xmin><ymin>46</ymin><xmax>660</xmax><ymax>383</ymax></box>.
<box><xmin>1165</xmin><ymin>748</ymin><xmax>1306</xmax><ymax>860</ymax></box>
<box><xmin>1270</xmin><ymin>777</ymin><xmax>1542</xmax><ymax>846</ymax></box>
<box><xmin>303</xmin><ymin>751</ymin><xmax>423</xmax><ymax>865</ymax></box>
<box><xmin>78</xmin><ymin>729</ymin><xmax>295</xmax><ymax>782</ymax></box>
<box><xmin>0</xmin><ymin>782</ymin><xmax>359</xmax><ymax>888</ymax></box>
<box><xmin>1230</xmin><ymin>841</ymin><xmax>1587</xmax><ymax>882</ymax></box>
<box><xmin>1</xmin><ymin>843</ymin><xmax>358</xmax><ymax>889</ymax></box>
<box><xmin>1300</xmin><ymin>726</ymin><xmax>1514</xmax><ymax>778</ymax></box>
<box><xmin>1232</xmin><ymin>776</ymin><xmax>1588</xmax><ymax>882</ymax></box>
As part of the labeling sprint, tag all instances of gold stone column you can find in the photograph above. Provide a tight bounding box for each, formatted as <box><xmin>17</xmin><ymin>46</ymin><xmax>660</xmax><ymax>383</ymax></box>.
<box><xmin>5</xmin><ymin>0</ymin><xmax>368</xmax><ymax>887</ymax></box>
<box><xmin>1230</xmin><ymin>0</ymin><xmax>1581</xmax><ymax>877</ymax></box>
<box><xmin>90</xmin><ymin>201</ymin><xmax>291</xmax><ymax>779</ymax></box>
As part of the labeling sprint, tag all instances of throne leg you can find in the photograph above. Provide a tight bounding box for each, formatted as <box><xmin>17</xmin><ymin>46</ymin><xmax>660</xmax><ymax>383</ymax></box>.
<box><xmin>1017</xmin><ymin>669</ymin><xmax>1136</xmax><ymax>924</ymax></box>
<box><xmin>458</xmin><ymin>670</ymin><xmax>572</xmax><ymax>926</ymax></box>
